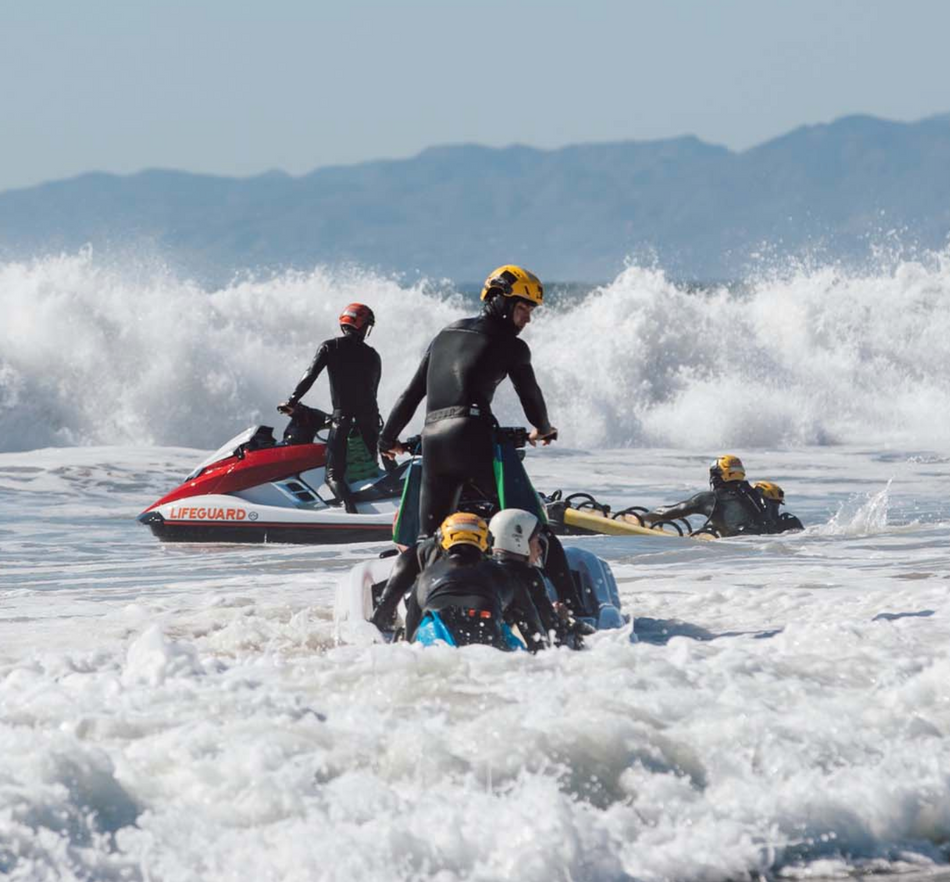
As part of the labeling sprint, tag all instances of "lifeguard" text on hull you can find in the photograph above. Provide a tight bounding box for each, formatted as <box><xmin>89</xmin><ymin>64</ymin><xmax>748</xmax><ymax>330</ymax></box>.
<box><xmin>167</xmin><ymin>506</ymin><xmax>248</xmax><ymax>521</ymax></box>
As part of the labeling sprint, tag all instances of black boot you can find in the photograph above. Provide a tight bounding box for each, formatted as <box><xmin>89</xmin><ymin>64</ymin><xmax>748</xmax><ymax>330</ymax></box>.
<box><xmin>326</xmin><ymin>475</ymin><xmax>358</xmax><ymax>514</ymax></box>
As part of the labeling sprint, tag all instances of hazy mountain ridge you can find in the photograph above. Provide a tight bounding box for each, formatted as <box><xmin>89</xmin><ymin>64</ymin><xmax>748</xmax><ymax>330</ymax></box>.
<box><xmin>1</xmin><ymin>113</ymin><xmax>948</xmax><ymax>283</ymax></box>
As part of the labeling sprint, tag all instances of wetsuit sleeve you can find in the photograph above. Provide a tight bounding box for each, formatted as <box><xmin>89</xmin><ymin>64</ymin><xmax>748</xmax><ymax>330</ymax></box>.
<box><xmin>507</xmin><ymin>578</ymin><xmax>550</xmax><ymax>652</ymax></box>
<box><xmin>508</xmin><ymin>341</ymin><xmax>552</xmax><ymax>434</ymax></box>
<box><xmin>371</xmin><ymin>543</ymin><xmax>424</xmax><ymax>627</ymax></box>
<box><xmin>540</xmin><ymin>530</ymin><xmax>584</xmax><ymax>612</ymax></box>
<box><xmin>379</xmin><ymin>346</ymin><xmax>430</xmax><ymax>448</ymax></box>
<box><xmin>403</xmin><ymin>590</ymin><xmax>423</xmax><ymax>642</ymax></box>
<box><xmin>780</xmin><ymin>513</ymin><xmax>804</xmax><ymax>532</ymax></box>
<box><xmin>527</xmin><ymin>576</ymin><xmax>561</xmax><ymax>636</ymax></box>
<box><xmin>372</xmin><ymin>348</ymin><xmax>382</xmax><ymax>408</ymax></box>
<box><xmin>651</xmin><ymin>491</ymin><xmax>716</xmax><ymax>522</ymax></box>
<box><xmin>287</xmin><ymin>343</ymin><xmax>329</xmax><ymax>406</ymax></box>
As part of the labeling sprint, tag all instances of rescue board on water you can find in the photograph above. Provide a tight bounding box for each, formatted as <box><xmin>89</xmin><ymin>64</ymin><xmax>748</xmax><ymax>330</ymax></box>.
<box><xmin>561</xmin><ymin>507</ymin><xmax>715</xmax><ymax>540</ymax></box>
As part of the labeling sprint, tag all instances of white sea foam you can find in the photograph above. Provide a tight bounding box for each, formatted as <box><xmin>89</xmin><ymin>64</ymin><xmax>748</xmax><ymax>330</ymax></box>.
<box><xmin>2</xmin><ymin>443</ymin><xmax>950</xmax><ymax>879</ymax></box>
<box><xmin>4</xmin><ymin>248</ymin><xmax>950</xmax><ymax>452</ymax></box>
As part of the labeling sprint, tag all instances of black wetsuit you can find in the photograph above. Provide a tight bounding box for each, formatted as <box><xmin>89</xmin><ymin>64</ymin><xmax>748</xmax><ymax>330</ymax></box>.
<box><xmin>759</xmin><ymin>498</ymin><xmax>805</xmax><ymax>534</ymax></box>
<box><xmin>372</xmin><ymin>528</ymin><xmax>584</xmax><ymax>644</ymax></box>
<box><xmin>492</xmin><ymin>555</ymin><xmax>592</xmax><ymax>648</ymax></box>
<box><xmin>650</xmin><ymin>480</ymin><xmax>771</xmax><ymax>537</ymax></box>
<box><xmin>413</xmin><ymin>545</ymin><xmax>548</xmax><ymax>651</ymax></box>
<box><xmin>379</xmin><ymin>313</ymin><xmax>552</xmax><ymax>536</ymax></box>
<box><xmin>535</xmin><ymin>528</ymin><xmax>587</xmax><ymax>616</ymax></box>
<box><xmin>287</xmin><ymin>333</ymin><xmax>381</xmax><ymax>510</ymax></box>
<box><xmin>371</xmin><ymin>535</ymin><xmax>443</xmax><ymax>636</ymax></box>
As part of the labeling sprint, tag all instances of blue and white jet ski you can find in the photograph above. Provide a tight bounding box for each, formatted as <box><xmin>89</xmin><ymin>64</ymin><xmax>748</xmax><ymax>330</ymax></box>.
<box><xmin>334</xmin><ymin>544</ymin><xmax>631</xmax><ymax>648</ymax></box>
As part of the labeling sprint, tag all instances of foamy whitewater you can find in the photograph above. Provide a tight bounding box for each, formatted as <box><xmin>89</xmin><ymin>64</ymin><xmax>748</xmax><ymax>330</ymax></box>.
<box><xmin>2</xmin><ymin>251</ymin><xmax>950</xmax><ymax>880</ymax></box>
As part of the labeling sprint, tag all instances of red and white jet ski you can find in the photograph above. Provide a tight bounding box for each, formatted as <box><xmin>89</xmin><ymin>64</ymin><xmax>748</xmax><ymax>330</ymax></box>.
<box><xmin>138</xmin><ymin>424</ymin><xmax>409</xmax><ymax>544</ymax></box>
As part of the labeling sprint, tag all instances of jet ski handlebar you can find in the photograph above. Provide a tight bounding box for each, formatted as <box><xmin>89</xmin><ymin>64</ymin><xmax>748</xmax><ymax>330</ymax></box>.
<box><xmin>497</xmin><ymin>426</ymin><xmax>530</xmax><ymax>448</ymax></box>
<box><xmin>402</xmin><ymin>435</ymin><xmax>423</xmax><ymax>455</ymax></box>
<box><xmin>277</xmin><ymin>403</ymin><xmax>333</xmax><ymax>446</ymax></box>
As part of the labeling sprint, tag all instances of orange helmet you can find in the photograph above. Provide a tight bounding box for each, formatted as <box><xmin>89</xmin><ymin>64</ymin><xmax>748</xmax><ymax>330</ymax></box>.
<box><xmin>339</xmin><ymin>303</ymin><xmax>375</xmax><ymax>334</ymax></box>
<box><xmin>439</xmin><ymin>512</ymin><xmax>490</xmax><ymax>553</ymax></box>
<box><xmin>754</xmin><ymin>481</ymin><xmax>785</xmax><ymax>504</ymax></box>
<box><xmin>709</xmin><ymin>455</ymin><xmax>745</xmax><ymax>484</ymax></box>
<box><xmin>480</xmin><ymin>266</ymin><xmax>544</xmax><ymax>307</ymax></box>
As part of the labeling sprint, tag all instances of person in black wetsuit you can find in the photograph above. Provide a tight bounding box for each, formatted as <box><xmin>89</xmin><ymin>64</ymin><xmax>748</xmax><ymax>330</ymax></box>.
<box><xmin>754</xmin><ymin>481</ymin><xmax>804</xmax><ymax>533</ymax></box>
<box><xmin>370</xmin><ymin>531</ymin><xmax>442</xmax><ymax>636</ymax></box>
<box><xmin>278</xmin><ymin>303</ymin><xmax>381</xmax><ymax>514</ymax></box>
<box><xmin>642</xmin><ymin>455</ymin><xmax>773</xmax><ymax>537</ymax></box>
<box><xmin>487</xmin><ymin>508</ymin><xmax>592</xmax><ymax>649</ymax></box>
<box><xmin>371</xmin><ymin>508</ymin><xmax>585</xmax><ymax>649</ymax></box>
<box><xmin>411</xmin><ymin>512</ymin><xmax>549</xmax><ymax>651</ymax></box>
<box><xmin>378</xmin><ymin>265</ymin><xmax>558</xmax><ymax>537</ymax></box>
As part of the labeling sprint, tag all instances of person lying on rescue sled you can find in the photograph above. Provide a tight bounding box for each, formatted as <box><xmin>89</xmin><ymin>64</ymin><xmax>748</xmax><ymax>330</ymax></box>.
<box><xmin>278</xmin><ymin>303</ymin><xmax>381</xmax><ymax>514</ymax></box>
<box><xmin>753</xmin><ymin>481</ymin><xmax>804</xmax><ymax>533</ymax></box>
<box><xmin>642</xmin><ymin>455</ymin><xmax>803</xmax><ymax>537</ymax></box>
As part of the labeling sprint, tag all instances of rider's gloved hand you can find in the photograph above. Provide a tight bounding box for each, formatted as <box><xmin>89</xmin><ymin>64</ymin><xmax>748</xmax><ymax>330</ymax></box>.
<box><xmin>553</xmin><ymin>606</ymin><xmax>593</xmax><ymax>650</ymax></box>
<box><xmin>277</xmin><ymin>400</ymin><xmax>298</xmax><ymax>416</ymax></box>
<box><xmin>573</xmin><ymin>619</ymin><xmax>597</xmax><ymax>636</ymax></box>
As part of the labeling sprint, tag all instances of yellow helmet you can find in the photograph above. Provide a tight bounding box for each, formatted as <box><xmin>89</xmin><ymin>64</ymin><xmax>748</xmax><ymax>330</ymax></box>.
<box><xmin>754</xmin><ymin>481</ymin><xmax>785</xmax><ymax>504</ymax></box>
<box><xmin>710</xmin><ymin>455</ymin><xmax>745</xmax><ymax>483</ymax></box>
<box><xmin>438</xmin><ymin>512</ymin><xmax>490</xmax><ymax>552</ymax></box>
<box><xmin>479</xmin><ymin>265</ymin><xmax>544</xmax><ymax>307</ymax></box>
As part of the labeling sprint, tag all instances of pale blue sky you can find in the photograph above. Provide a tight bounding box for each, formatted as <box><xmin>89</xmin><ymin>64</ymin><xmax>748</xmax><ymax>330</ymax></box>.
<box><xmin>2</xmin><ymin>0</ymin><xmax>948</xmax><ymax>193</ymax></box>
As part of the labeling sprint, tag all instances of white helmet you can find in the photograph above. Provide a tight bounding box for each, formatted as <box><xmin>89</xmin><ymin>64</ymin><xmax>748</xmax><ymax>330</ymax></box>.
<box><xmin>489</xmin><ymin>508</ymin><xmax>540</xmax><ymax>558</ymax></box>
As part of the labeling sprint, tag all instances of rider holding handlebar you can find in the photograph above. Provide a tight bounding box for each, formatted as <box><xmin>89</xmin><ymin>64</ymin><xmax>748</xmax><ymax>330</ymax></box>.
<box><xmin>278</xmin><ymin>304</ymin><xmax>381</xmax><ymax>514</ymax></box>
<box><xmin>378</xmin><ymin>265</ymin><xmax>558</xmax><ymax>537</ymax></box>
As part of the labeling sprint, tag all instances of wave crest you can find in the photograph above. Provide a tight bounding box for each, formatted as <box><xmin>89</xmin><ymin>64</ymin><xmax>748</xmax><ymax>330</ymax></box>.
<box><xmin>3</xmin><ymin>249</ymin><xmax>950</xmax><ymax>452</ymax></box>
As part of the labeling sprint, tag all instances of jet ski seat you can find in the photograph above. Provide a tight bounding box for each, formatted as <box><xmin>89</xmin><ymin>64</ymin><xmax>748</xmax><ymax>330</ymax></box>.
<box><xmin>349</xmin><ymin>460</ymin><xmax>411</xmax><ymax>503</ymax></box>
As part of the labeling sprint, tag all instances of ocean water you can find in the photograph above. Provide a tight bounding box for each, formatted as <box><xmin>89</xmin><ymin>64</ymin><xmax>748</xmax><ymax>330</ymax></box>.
<box><xmin>2</xmin><ymin>251</ymin><xmax>950</xmax><ymax>880</ymax></box>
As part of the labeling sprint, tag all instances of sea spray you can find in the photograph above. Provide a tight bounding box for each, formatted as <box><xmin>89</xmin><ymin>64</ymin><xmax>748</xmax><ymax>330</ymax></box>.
<box><xmin>4</xmin><ymin>248</ymin><xmax>950</xmax><ymax>452</ymax></box>
<box><xmin>815</xmin><ymin>481</ymin><xmax>893</xmax><ymax>536</ymax></box>
<box><xmin>533</xmin><ymin>258</ymin><xmax>950</xmax><ymax>448</ymax></box>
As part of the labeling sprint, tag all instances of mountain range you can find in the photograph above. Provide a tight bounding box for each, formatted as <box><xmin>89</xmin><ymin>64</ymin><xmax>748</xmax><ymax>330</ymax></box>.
<box><xmin>2</xmin><ymin>113</ymin><xmax>949</xmax><ymax>283</ymax></box>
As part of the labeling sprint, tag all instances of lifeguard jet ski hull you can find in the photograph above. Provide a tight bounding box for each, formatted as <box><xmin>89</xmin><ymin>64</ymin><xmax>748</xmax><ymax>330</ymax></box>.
<box><xmin>139</xmin><ymin>500</ymin><xmax>398</xmax><ymax>544</ymax></box>
<box><xmin>138</xmin><ymin>426</ymin><xmax>406</xmax><ymax>545</ymax></box>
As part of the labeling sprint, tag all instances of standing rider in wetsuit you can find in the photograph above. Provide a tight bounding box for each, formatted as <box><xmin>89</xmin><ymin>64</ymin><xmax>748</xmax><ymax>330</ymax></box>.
<box><xmin>378</xmin><ymin>265</ymin><xmax>558</xmax><ymax>536</ymax></box>
<box><xmin>411</xmin><ymin>512</ymin><xmax>549</xmax><ymax>651</ymax></box>
<box><xmin>278</xmin><ymin>303</ymin><xmax>381</xmax><ymax>514</ymax></box>
<box><xmin>642</xmin><ymin>455</ymin><xmax>772</xmax><ymax>537</ymax></box>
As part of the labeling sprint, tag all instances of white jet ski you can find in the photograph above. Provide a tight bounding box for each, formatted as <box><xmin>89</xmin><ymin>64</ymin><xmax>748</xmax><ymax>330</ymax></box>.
<box><xmin>139</xmin><ymin>421</ymin><xmax>409</xmax><ymax>544</ymax></box>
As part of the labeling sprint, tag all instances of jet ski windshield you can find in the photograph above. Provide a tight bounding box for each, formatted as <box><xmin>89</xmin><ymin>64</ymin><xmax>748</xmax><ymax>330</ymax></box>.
<box><xmin>184</xmin><ymin>426</ymin><xmax>274</xmax><ymax>481</ymax></box>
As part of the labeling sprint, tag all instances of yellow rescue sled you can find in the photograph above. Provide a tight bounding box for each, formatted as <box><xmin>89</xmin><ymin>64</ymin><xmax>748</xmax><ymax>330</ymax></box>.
<box><xmin>545</xmin><ymin>492</ymin><xmax>717</xmax><ymax>541</ymax></box>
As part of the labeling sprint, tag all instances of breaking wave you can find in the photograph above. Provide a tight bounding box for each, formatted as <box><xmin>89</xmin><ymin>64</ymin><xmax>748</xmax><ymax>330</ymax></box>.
<box><xmin>3</xmin><ymin>248</ymin><xmax>950</xmax><ymax>452</ymax></box>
